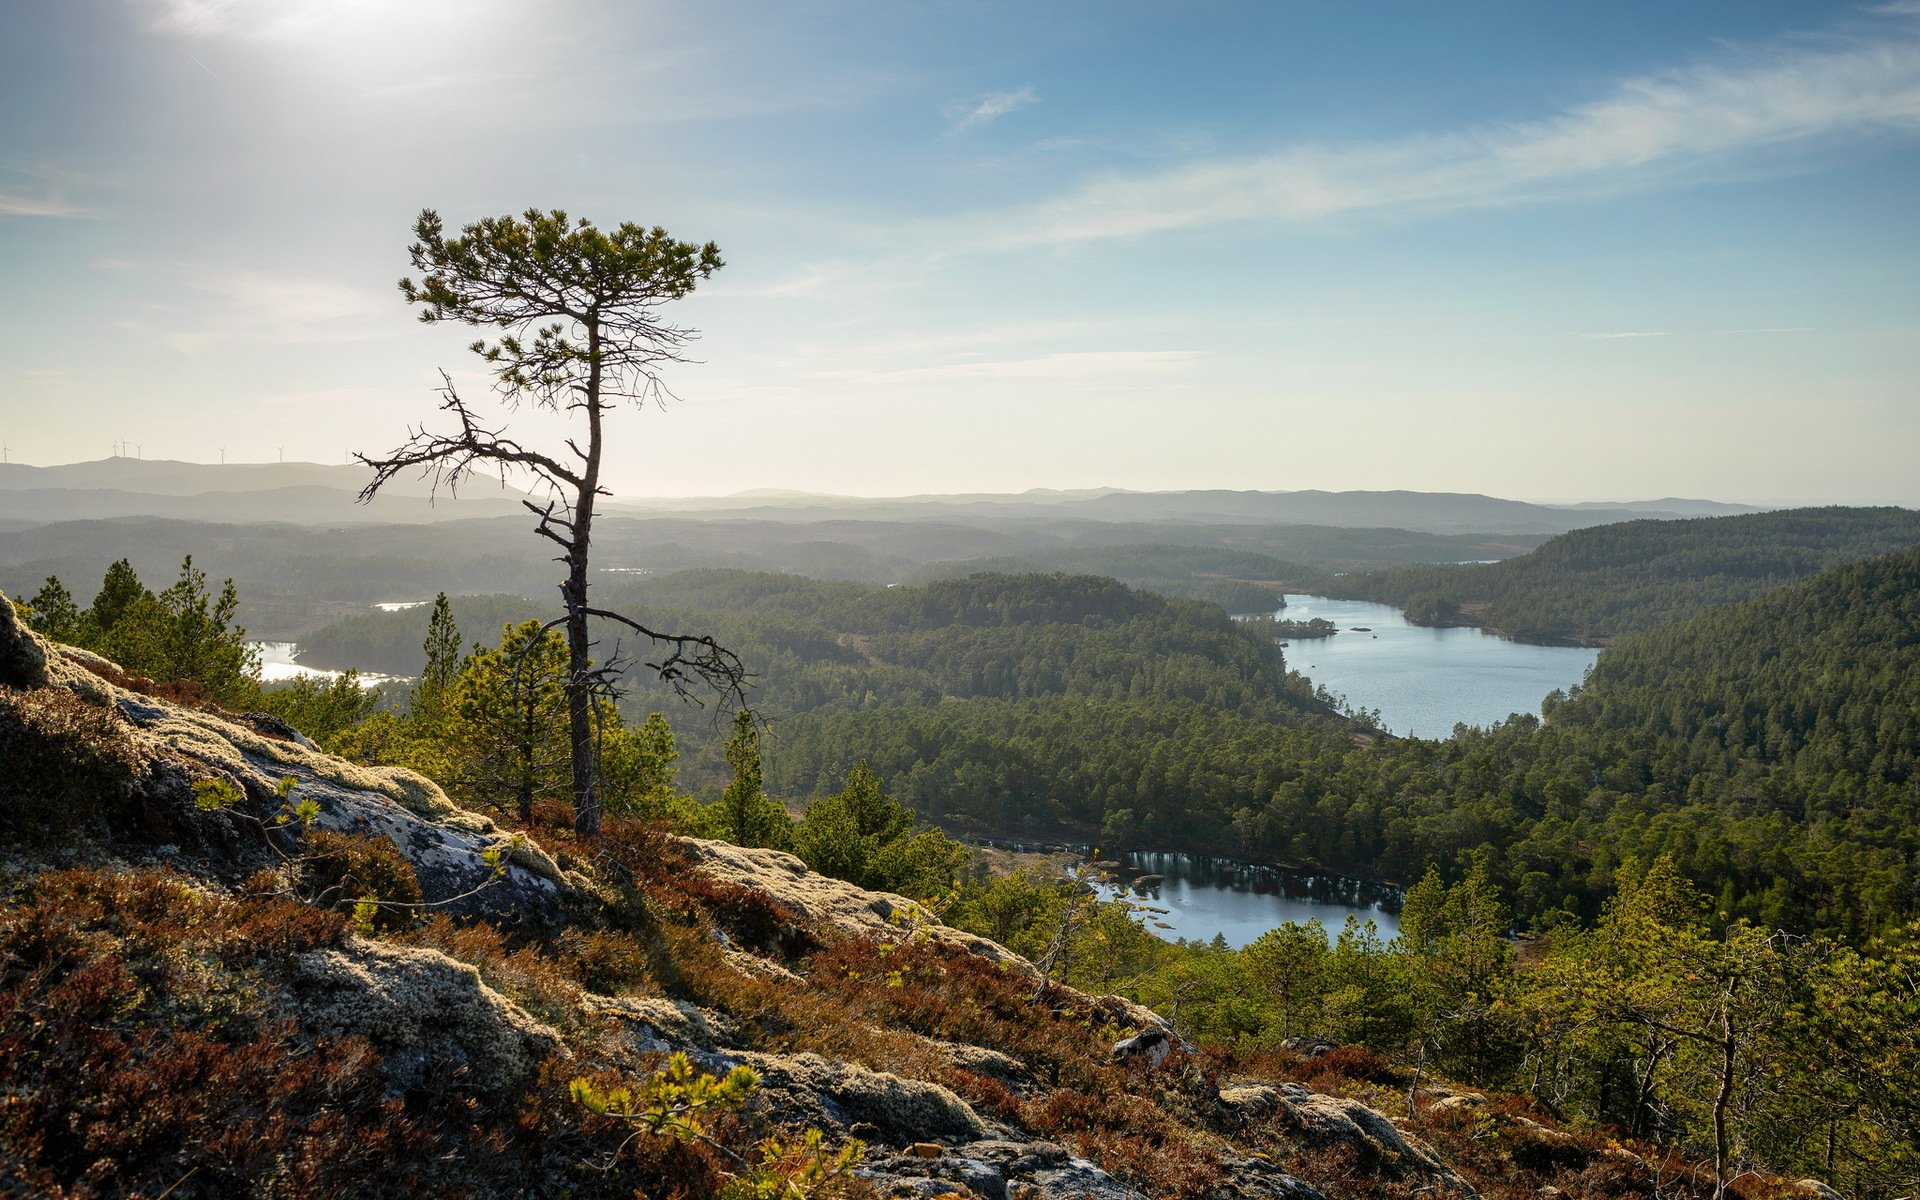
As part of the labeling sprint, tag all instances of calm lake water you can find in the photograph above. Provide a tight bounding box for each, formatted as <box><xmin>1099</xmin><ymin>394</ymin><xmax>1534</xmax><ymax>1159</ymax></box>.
<box><xmin>251</xmin><ymin>641</ymin><xmax>407</xmax><ymax>686</ymax></box>
<box><xmin>1096</xmin><ymin>852</ymin><xmax>1401</xmax><ymax>949</ymax></box>
<box><xmin>1274</xmin><ymin>594</ymin><xmax>1600</xmax><ymax>739</ymax></box>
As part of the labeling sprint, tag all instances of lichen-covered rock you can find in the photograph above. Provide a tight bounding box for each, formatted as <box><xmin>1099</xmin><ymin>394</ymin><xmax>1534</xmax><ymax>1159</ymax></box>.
<box><xmin>0</xmin><ymin>594</ymin><xmax>50</xmax><ymax>689</ymax></box>
<box><xmin>2</xmin><ymin>610</ymin><xmax>569</xmax><ymax>926</ymax></box>
<box><xmin>1111</xmin><ymin>1029</ymin><xmax>1173</xmax><ymax>1068</ymax></box>
<box><xmin>733</xmin><ymin>1051</ymin><xmax>988</xmax><ymax>1146</ymax></box>
<box><xmin>678</xmin><ymin>837</ymin><xmax>1173</xmax><ymax>1039</ymax></box>
<box><xmin>294</xmin><ymin>940</ymin><xmax>563</xmax><ymax>1097</ymax></box>
<box><xmin>587</xmin><ymin>994</ymin><xmax>740</xmax><ymax>1051</ymax></box>
<box><xmin>859</xmin><ymin>1136</ymin><xmax>1300</xmax><ymax>1200</ymax></box>
<box><xmin>678</xmin><ymin>838</ymin><xmax>1018</xmax><ymax>963</ymax></box>
<box><xmin>938</xmin><ymin>1041</ymin><xmax>1031</xmax><ymax>1087</ymax></box>
<box><xmin>1268</xmin><ymin>1082</ymin><xmax>1476</xmax><ymax>1196</ymax></box>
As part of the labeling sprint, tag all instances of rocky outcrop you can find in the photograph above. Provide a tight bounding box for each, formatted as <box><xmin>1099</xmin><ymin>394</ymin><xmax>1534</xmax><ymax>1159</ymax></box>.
<box><xmin>731</xmin><ymin>1052</ymin><xmax>989</xmax><ymax>1146</ymax></box>
<box><xmin>0</xmin><ymin>595</ymin><xmax>49</xmax><ymax>690</ymax></box>
<box><xmin>294</xmin><ymin>940</ymin><xmax>564</xmax><ymax>1097</ymax></box>
<box><xmin>0</xmin><ymin>597</ymin><xmax>568</xmax><ymax>926</ymax></box>
<box><xmin>678</xmin><ymin>838</ymin><xmax>1017</xmax><ymax>963</ymax></box>
<box><xmin>1223</xmin><ymin>1082</ymin><xmax>1476</xmax><ymax>1196</ymax></box>
<box><xmin>861</xmin><ymin>1139</ymin><xmax>1145</xmax><ymax>1200</ymax></box>
<box><xmin>677</xmin><ymin>837</ymin><xmax>1174</xmax><ymax>1039</ymax></box>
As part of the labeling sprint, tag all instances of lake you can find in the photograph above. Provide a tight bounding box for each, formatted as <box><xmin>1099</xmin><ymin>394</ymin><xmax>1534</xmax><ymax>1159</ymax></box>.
<box><xmin>252</xmin><ymin>641</ymin><xmax>408</xmax><ymax>687</ymax></box>
<box><xmin>1096</xmin><ymin>851</ymin><xmax>1400</xmax><ymax>949</ymax></box>
<box><xmin>1274</xmin><ymin>594</ymin><xmax>1600</xmax><ymax>739</ymax></box>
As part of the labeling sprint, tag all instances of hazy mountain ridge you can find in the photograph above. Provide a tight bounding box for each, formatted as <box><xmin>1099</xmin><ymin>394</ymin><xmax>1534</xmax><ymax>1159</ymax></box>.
<box><xmin>0</xmin><ymin>513</ymin><xmax>1542</xmax><ymax>641</ymax></box>
<box><xmin>0</xmin><ymin>459</ymin><xmax>1757</xmax><ymax>536</ymax></box>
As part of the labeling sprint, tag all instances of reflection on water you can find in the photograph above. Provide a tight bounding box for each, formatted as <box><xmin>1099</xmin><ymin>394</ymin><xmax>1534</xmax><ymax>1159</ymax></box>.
<box><xmin>1095</xmin><ymin>851</ymin><xmax>1401</xmax><ymax>950</ymax></box>
<box><xmin>250</xmin><ymin>641</ymin><xmax>408</xmax><ymax>687</ymax></box>
<box><xmin>1275</xmin><ymin>594</ymin><xmax>1600</xmax><ymax>739</ymax></box>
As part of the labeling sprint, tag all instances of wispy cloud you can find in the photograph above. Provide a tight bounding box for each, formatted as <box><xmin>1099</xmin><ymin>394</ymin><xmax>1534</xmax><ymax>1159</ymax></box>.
<box><xmin>812</xmin><ymin>350</ymin><xmax>1202</xmax><ymax>385</ymax></box>
<box><xmin>0</xmin><ymin>167</ymin><xmax>100</xmax><ymax>220</ymax></box>
<box><xmin>131</xmin><ymin>0</ymin><xmax>307</xmax><ymax>39</ymax></box>
<box><xmin>944</xmin><ymin>87</ymin><xmax>1038</xmax><ymax>134</ymax></box>
<box><xmin>0</xmin><ymin>192</ymin><xmax>85</xmax><ymax>219</ymax></box>
<box><xmin>1578</xmin><ymin>326</ymin><xmax>1816</xmax><ymax>339</ymax></box>
<box><xmin>101</xmin><ymin>260</ymin><xmax>394</xmax><ymax>352</ymax></box>
<box><xmin>950</xmin><ymin>17</ymin><xmax>1920</xmax><ymax>248</ymax></box>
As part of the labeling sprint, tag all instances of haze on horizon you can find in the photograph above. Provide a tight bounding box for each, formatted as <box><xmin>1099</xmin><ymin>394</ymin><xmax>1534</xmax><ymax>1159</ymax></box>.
<box><xmin>2</xmin><ymin>1</ymin><xmax>1917</xmax><ymax>505</ymax></box>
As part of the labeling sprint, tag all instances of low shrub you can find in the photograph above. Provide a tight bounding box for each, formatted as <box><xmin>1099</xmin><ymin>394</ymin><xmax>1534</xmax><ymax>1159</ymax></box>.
<box><xmin>0</xmin><ymin>687</ymin><xmax>142</xmax><ymax>844</ymax></box>
<box><xmin>298</xmin><ymin>829</ymin><xmax>424</xmax><ymax>931</ymax></box>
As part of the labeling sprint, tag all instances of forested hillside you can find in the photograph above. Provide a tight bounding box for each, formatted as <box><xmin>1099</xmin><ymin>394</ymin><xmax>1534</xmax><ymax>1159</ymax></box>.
<box><xmin>903</xmin><ymin>543</ymin><xmax>1322</xmax><ymax>612</ymax></box>
<box><xmin>290</xmin><ymin>550</ymin><xmax>1920</xmax><ymax>937</ymax></box>
<box><xmin>1327</xmin><ymin>505</ymin><xmax>1920</xmax><ymax>643</ymax></box>
<box><xmin>776</xmin><ymin>550</ymin><xmax>1920</xmax><ymax>937</ymax></box>
<box><xmin>297</xmin><ymin>571</ymin><xmax>1340</xmax><ymax>783</ymax></box>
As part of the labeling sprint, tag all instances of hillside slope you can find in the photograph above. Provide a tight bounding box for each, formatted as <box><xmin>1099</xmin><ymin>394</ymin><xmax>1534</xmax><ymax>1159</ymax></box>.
<box><xmin>0</xmin><ymin>593</ymin><xmax>1729</xmax><ymax>1200</ymax></box>
<box><xmin>1327</xmin><ymin>506</ymin><xmax>1920</xmax><ymax>644</ymax></box>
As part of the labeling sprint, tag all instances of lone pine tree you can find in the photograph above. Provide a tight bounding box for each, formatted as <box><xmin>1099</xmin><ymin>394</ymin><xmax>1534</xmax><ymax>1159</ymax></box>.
<box><xmin>358</xmin><ymin>209</ymin><xmax>746</xmax><ymax>835</ymax></box>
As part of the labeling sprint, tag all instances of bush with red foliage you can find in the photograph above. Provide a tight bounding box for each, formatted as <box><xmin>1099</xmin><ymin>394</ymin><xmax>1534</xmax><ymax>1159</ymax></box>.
<box><xmin>1300</xmin><ymin>1045</ymin><xmax>1403</xmax><ymax>1090</ymax></box>
<box><xmin>0</xmin><ymin>870</ymin><xmax>445</xmax><ymax>1198</ymax></box>
<box><xmin>0</xmin><ymin>687</ymin><xmax>143</xmax><ymax>845</ymax></box>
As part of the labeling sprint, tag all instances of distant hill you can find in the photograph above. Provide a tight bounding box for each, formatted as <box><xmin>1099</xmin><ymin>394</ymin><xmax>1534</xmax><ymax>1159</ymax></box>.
<box><xmin>0</xmin><ymin>458</ymin><xmax>534</xmax><ymax>525</ymax></box>
<box><xmin>2</xmin><ymin>460</ymin><xmax>1760</xmax><ymax>538</ymax></box>
<box><xmin>903</xmin><ymin>543</ymin><xmax>1328</xmax><ymax>612</ymax></box>
<box><xmin>1326</xmin><ymin>506</ymin><xmax>1920</xmax><ymax>643</ymax></box>
<box><xmin>605</xmin><ymin>487</ymin><xmax>1760</xmax><ymax>534</ymax></box>
<box><xmin>0</xmin><ymin>512</ymin><xmax>1543</xmax><ymax>640</ymax></box>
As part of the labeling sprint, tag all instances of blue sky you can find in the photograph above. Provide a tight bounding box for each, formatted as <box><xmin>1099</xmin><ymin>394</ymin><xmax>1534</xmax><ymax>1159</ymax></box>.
<box><xmin>2</xmin><ymin>0</ymin><xmax>1917</xmax><ymax>502</ymax></box>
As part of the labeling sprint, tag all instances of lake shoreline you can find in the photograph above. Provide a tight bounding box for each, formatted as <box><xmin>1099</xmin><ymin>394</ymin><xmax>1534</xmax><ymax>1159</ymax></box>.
<box><xmin>1271</xmin><ymin>593</ymin><xmax>1600</xmax><ymax>739</ymax></box>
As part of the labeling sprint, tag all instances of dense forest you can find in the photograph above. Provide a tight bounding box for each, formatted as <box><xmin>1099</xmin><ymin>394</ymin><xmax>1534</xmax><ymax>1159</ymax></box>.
<box><xmin>282</xmin><ymin>549</ymin><xmax>1920</xmax><ymax>940</ymax></box>
<box><xmin>903</xmin><ymin>543</ymin><xmax>1323</xmax><ymax>612</ymax></box>
<box><xmin>1326</xmin><ymin>506</ymin><xmax>1920</xmax><ymax>643</ymax></box>
<box><xmin>771</xmin><ymin>551</ymin><xmax>1920</xmax><ymax>938</ymax></box>
<box><xmin>298</xmin><ymin>569</ymin><xmax>1332</xmax><ymax>739</ymax></box>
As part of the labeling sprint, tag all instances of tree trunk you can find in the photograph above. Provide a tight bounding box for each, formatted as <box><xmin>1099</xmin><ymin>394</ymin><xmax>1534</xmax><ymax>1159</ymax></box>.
<box><xmin>567</xmin><ymin>332</ymin><xmax>606</xmax><ymax>838</ymax></box>
<box><xmin>1712</xmin><ymin>1009</ymin><xmax>1736</xmax><ymax>1200</ymax></box>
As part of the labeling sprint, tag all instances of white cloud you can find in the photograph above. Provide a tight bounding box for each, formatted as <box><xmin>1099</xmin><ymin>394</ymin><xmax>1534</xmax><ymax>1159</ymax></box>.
<box><xmin>952</xmin><ymin>19</ymin><xmax>1920</xmax><ymax>247</ymax></box>
<box><xmin>812</xmin><ymin>350</ymin><xmax>1202</xmax><ymax>385</ymax></box>
<box><xmin>100</xmin><ymin>260</ymin><xmax>394</xmax><ymax>352</ymax></box>
<box><xmin>0</xmin><ymin>167</ymin><xmax>102</xmax><ymax>220</ymax></box>
<box><xmin>129</xmin><ymin>0</ymin><xmax>321</xmax><ymax>39</ymax></box>
<box><xmin>0</xmin><ymin>192</ymin><xmax>84</xmax><ymax>219</ymax></box>
<box><xmin>944</xmin><ymin>87</ymin><xmax>1039</xmax><ymax>133</ymax></box>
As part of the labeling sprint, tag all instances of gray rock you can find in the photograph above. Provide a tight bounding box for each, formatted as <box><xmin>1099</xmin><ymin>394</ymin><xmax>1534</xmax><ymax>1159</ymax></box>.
<box><xmin>737</xmin><ymin>1051</ymin><xmax>988</xmax><ymax>1145</ymax></box>
<box><xmin>1269</xmin><ymin>1083</ymin><xmax>1477</xmax><ymax>1196</ymax></box>
<box><xmin>293</xmin><ymin>940</ymin><xmax>563</xmax><ymax>1098</ymax></box>
<box><xmin>0</xmin><ymin>590</ymin><xmax>49</xmax><ymax>689</ymax></box>
<box><xmin>1112</xmin><ymin>1028</ymin><xmax>1173</xmax><ymax>1068</ymax></box>
<box><xmin>939</xmin><ymin>1041</ymin><xmax>1032</xmax><ymax>1087</ymax></box>
<box><xmin>864</xmin><ymin>1139</ymin><xmax>1149</xmax><ymax>1200</ymax></box>
<box><xmin>35</xmin><ymin>639</ymin><xmax>574</xmax><ymax>928</ymax></box>
<box><xmin>1282</xmin><ymin>1036</ymin><xmax>1337</xmax><ymax>1059</ymax></box>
